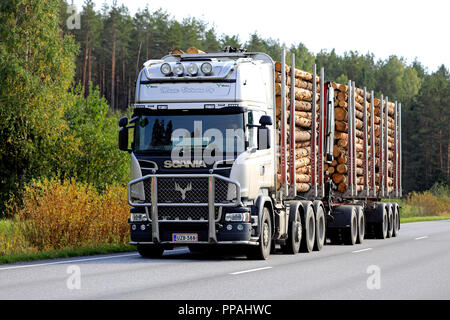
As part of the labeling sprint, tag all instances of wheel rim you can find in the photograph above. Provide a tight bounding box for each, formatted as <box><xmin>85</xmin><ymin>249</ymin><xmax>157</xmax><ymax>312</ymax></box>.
<box><xmin>383</xmin><ymin>213</ymin><xmax>387</xmax><ymax>234</ymax></box>
<box><xmin>396</xmin><ymin>211</ymin><xmax>400</xmax><ymax>230</ymax></box>
<box><xmin>263</xmin><ymin>222</ymin><xmax>270</xmax><ymax>247</ymax></box>
<box><xmin>308</xmin><ymin>216</ymin><xmax>314</xmax><ymax>241</ymax></box>
<box><xmin>389</xmin><ymin>212</ymin><xmax>393</xmax><ymax>233</ymax></box>
<box><xmin>295</xmin><ymin>221</ymin><xmax>301</xmax><ymax>242</ymax></box>
<box><xmin>352</xmin><ymin>216</ymin><xmax>357</xmax><ymax>239</ymax></box>
<box><xmin>318</xmin><ymin>215</ymin><xmax>325</xmax><ymax>240</ymax></box>
<box><xmin>360</xmin><ymin>215</ymin><xmax>365</xmax><ymax>236</ymax></box>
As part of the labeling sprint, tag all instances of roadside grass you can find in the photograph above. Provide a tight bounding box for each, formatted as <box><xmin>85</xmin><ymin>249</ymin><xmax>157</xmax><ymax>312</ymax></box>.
<box><xmin>400</xmin><ymin>215</ymin><xmax>450</xmax><ymax>223</ymax></box>
<box><xmin>0</xmin><ymin>217</ymin><xmax>136</xmax><ymax>264</ymax></box>
<box><xmin>1</xmin><ymin>178</ymin><xmax>132</xmax><ymax>264</ymax></box>
<box><xmin>0</xmin><ymin>243</ymin><xmax>135</xmax><ymax>264</ymax></box>
<box><xmin>384</xmin><ymin>183</ymin><xmax>449</xmax><ymax>223</ymax></box>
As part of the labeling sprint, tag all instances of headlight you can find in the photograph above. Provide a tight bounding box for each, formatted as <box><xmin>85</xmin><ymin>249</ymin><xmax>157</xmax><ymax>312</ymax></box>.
<box><xmin>201</xmin><ymin>62</ymin><xmax>213</xmax><ymax>75</ymax></box>
<box><xmin>173</xmin><ymin>63</ymin><xmax>184</xmax><ymax>76</ymax></box>
<box><xmin>187</xmin><ymin>63</ymin><xmax>199</xmax><ymax>76</ymax></box>
<box><xmin>160</xmin><ymin>63</ymin><xmax>172</xmax><ymax>76</ymax></box>
<box><xmin>130</xmin><ymin>213</ymin><xmax>148</xmax><ymax>222</ymax></box>
<box><xmin>225</xmin><ymin>212</ymin><xmax>250</xmax><ymax>222</ymax></box>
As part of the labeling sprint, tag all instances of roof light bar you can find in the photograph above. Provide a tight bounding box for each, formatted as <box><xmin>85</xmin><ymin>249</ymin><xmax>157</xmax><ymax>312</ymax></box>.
<box><xmin>160</xmin><ymin>63</ymin><xmax>172</xmax><ymax>76</ymax></box>
<box><xmin>201</xmin><ymin>62</ymin><xmax>213</xmax><ymax>75</ymax></box>
<box><xmin>187</xmin><ymin>63</ymin><xmax>199</xmax><ymax>76</ymax></box>
<box><xmin>173</xmin><ymin>63</ymin><xmax>184</xmax><ymax>76</ymax></box>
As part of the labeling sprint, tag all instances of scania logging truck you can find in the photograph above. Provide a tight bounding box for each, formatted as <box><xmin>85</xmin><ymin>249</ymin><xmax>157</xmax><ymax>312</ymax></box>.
<box><xmin>118</xmin><ymin>47</ymin><xmax>402</xmax><ymax>260</ymax></box>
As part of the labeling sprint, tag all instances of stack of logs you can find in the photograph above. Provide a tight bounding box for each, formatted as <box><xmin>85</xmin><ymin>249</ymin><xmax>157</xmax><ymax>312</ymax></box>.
<box><xmin>325</xmin><ymin>83</ymin><xmax>396</xmax><ymax>195</ymax></box>
<box><xmin>274</xmin><ymin>62</ymin><xmax>319</xmax><ymax>193</ymax></box>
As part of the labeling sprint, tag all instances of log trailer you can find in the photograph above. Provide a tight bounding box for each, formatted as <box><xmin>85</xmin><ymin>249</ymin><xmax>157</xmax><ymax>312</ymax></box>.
<box><xmin>118</xmin><ymin>48</ymin><xmax>402</xmax><ymax>259</ymax></box>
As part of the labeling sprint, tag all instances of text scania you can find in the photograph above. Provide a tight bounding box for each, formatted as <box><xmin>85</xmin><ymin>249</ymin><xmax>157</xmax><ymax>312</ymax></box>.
<box><xmin>164</xmin><ymin>160</ymin><xmax>207</xmax><ymax>168</ymax></box>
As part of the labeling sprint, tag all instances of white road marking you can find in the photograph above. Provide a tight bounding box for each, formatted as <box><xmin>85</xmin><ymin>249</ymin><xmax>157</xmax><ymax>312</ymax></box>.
<box><xmin>352</xmin><ymin>248</ymin><xmax>373</xmax><ymax>254</ymax></box>
<box><xmin>230</xmin><ymin>266</ymin><xmax>272</xmax><ymax>275</ymax></box>
<box><xmin>0</xmin><ymin>253</ymin><xmax>139</xmax><ymax>271</ymax></box>
<box><xmin>415</xmin><ymin>236</ymin><xmax>429</xmax><ymax>240</ymax></box>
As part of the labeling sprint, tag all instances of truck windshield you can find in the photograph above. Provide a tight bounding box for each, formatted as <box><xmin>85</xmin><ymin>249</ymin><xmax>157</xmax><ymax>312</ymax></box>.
<box><xmin>134</xmin><ymin>113</ymin><xmax>245</xmax><ymax>158</ymax></box>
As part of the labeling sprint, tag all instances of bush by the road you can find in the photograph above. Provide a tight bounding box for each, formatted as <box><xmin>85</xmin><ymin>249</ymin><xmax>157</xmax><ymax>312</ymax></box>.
<box><xmin>2</xmin><ymin>178</ymin><xmax>129</xmax><ymax>256</ymax></box>
<box><xmin>399</xmin><ymin>183</ymin><xmax>450</xmax><ymax>217</ymax></box>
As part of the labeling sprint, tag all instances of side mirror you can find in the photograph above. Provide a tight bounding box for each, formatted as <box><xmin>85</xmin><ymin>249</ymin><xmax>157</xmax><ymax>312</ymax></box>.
<box><xmin>257</xmin><ymin>126</ymin><xmax>271</xmax><ymax>150</ymax></box>
<box><xmin>119</xmin><ymin>117</ymin><xmax>128</xmax><ymax>128</ymax></box>
<box><xmin>259</xmin><ymin>115</ymin><xmax>272</xmax><ymax>126</ymax></box>
<box><xmin>119</xmin><ymin>127</ymin><xmax>129</xmax><ymax>152</ymax></box>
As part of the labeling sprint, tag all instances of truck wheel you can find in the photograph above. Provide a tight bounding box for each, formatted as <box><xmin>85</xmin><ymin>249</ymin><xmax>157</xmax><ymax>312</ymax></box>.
<box><xmin>356</xmin><ymin>207</ymin><xmax>365</xmax><ymax>244</ymax></box>
<box><xmin>281</xmin><ymin>211</ymin><xmax>302</xmax><ymax>254</ymax></box>
<box><xmin>387</xmin><ymin>205</ymin><xmax>394</xmax><ymax>238</ymax></box>
<box><xmin>343</xmin><ymin>208</ymin><xmax>358</xmax><ymax>245</ymax></box>
<box><xmin>392</xmin><ymin>205</ymin><xmax>400</xmax><ymax>237</ymax></box>
<box><xmin>314</xmin><ymin>205</ymin><xmax>325</xmax><ymax>251</ymax></box>
<box><xmin>247</xmin><ymin>207</ymin><xmax>272</xmax><ymax>260</ymax></box>
<box><xmin>300</xmin><ymin>206</ymin><xmax>315</xmax><ymax>253</ymax></box>
<box><xmin>375</xmin><ymin>208</ymin><xmax>388</xmax><ymax>239</ymax></box>
<box><xmin>137</xmin><ymin>244</ymin><xmax>164</xmax><ymax>258</ymax></box>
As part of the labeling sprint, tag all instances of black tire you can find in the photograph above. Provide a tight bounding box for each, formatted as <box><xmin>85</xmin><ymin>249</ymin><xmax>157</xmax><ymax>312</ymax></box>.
<box><xmin>137</xmin><ymin>244</ymin><xmax>164</xmax><ymax>258</ymax></box>
<box><xmin>387</xmin><ymin>205</ymin><xmax>394</xmax><ymax>238</ymax></box>
<box><xmin>356</xmin><ymin>207</ymin><xmax>365</xmax><ymax>244</ymax></box>
<box><xmin>300</xmin><ymin>206</ymin><xmax>315</xmax><ymax>253</ymax></box>
<box><xmin>247</xmin><ymin>207</ymin><xmax>272</xmax><ymax>260</ymax></box>
<box><xmin>281</xmin><ymin>211</ymin><xmax>302</xmax><ymax>254</ymax></box>
<box><xmin>343</xmin><ymin>208</ymin><xmax>358</xmax><ymax>245</ymax></box>
<box><xmin>313</xmin><ymin>205</ymin><xmax>325</xmax><ymax>251</ymax></box>
<box><xmin>392</xmin><ymin>205</ymin><xmax>400</xmax><ymax>237</ymax></box>
<box><xmin>375</xmin><ymin>207</ymin><xmax>388</xmax><ymax>239</ymax></box>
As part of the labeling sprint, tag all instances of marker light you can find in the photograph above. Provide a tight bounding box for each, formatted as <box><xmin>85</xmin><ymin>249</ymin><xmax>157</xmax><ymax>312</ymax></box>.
<box><xmin>160</xmin><ymin>63</ymin><xmax>172</xmax><ymax>76</ymax></box>
<box><xmin>187</xmin><ymin>63</ymin><xmax>199</xmax><ymax>76</ymax></box>
<box><xmin>173</xmin><ymin>63</ymin><xmax>184</xmax><ymax>76</ymax></box>
<box><xmin>201</xmin><ymin>62</ymin><xmax>213</xmax><ymax>75</ymax></box>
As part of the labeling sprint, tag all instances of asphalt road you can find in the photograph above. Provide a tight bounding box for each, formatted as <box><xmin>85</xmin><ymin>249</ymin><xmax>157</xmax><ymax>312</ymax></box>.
<box><xmin>1</xmin><ymin>220</ymin><xmax>449</xmax><ymax>300</ymax></box>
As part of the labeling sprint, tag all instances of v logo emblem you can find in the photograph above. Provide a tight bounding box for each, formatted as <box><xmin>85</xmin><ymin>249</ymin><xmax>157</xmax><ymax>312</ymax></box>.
<box><xmin>174</xmin><ymin>182</ymin><xmax>192</xmax><ymax>200</ymax></box>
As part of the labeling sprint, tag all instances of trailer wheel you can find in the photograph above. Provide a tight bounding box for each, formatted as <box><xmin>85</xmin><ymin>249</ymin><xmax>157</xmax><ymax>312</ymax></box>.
<box><xmin>343</xmin><ymin>208</ymin><xmax>358</xmax><ymax>245</ymax></box>
<box><xmin>387</xmin><ymin>205</ymin><xmax>394</xmax><ymax>238</ymax></box>
<box><xmin>281</xmin><ymin>210</ymin><xmax>302</xmax><ymax>254</ymax></box>
<box><xmin>356</xmin><ymin>207</ymin><xmax>365</xmax><ymax>244</ymax></box>
<box><xmin>300</xmin><ymin>206</ymin><xmax>315</xmax><ymax>253</ymax></box>
<box><xmin>137</xmin><ymin>244</ymin><xmax>164</xmax><ymax>258</ymax></box>
<box><xmin>392</xmin><ymin>205</ymin><xmax>400</xmax><ymax>237</ymax></box>
<box><xmin>247</xmin><ymin>207</ymin><xmax>272</xmax><ymax>260</ymax></box>
<box><xmin>375</xmin><ymin>207</ymin><xmax>388</xmax><ymax>239</ymax></box>
<box><xmin>314</xmin><ymin>205</ymin><xmax>325</xmax><ymax>251</ymax></box>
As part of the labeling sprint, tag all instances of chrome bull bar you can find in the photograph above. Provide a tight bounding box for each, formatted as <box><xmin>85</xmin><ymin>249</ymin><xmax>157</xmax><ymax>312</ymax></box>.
<box><xmin>127</xmin><ymin>174</ymin><xmax>241</xmax><ymax>244</ymax></box>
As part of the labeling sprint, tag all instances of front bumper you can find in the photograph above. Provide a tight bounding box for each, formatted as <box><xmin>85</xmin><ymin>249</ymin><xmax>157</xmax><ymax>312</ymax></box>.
<box><xmin>128</xmin><ymin>173</ymin><xmax>242</xmax><ymax>244</ymax></box>
<box><xmin>129</xmin><ymin>220</ymin><xmax>254</xmax><ymax>245</ymax></box>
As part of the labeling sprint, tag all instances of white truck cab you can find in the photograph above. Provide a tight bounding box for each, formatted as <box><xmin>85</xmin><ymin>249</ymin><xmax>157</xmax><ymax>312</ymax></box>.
<box><xmin>119</xmin><ymin>48</ymin><xmax>402</xmax><ymax>260</ymax></box>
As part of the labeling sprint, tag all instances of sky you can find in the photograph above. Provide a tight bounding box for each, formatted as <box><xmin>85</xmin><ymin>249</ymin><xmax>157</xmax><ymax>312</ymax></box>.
<box><xmin>71</xmin><ymin>0</ymin><xmax>450</xmax><ymax>73</ymax></box>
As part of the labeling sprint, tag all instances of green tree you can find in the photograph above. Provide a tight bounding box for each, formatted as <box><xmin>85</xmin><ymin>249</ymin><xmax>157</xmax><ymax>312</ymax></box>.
<box><xmin>63</xmin><ymin>84</ymin><xmax>130</xmax><ymax>187</ymax></box>
<box><xmin>0</xmin><ymin>0</ymin><xmax>79</xmax><ymax>211</ymax></box>
<box><xmin>288</xmin><ymin>43</ymin><xmax>315</xmax><ymax>72</ymax></box>
<box><xmin>220</xmin><ymin>34</ymin><xmax>242</xmax><ymax>50</ymax></box>
<box><xmin>405</xmin><ymin>66</ymin><xmax>449</xmax><ymax>191</ymax></box>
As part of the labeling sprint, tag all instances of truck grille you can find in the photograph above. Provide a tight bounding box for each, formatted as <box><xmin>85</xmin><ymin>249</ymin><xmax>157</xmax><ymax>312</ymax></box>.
<box><xmin>157</xmin><ymin>206</ymin><xmax>221</xmax><ymax>222</ymax></box>
<box><xmin>143</xmin><ymin>176</ymin><xmax>237</xmax><ymax>204</ymax></box>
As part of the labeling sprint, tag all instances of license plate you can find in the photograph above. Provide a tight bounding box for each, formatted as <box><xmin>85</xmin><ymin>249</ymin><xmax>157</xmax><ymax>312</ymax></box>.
<box><xmin>172</xmin><ymin>233</ymin><xmax>198</xmax><ymax>243</ymax></box>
